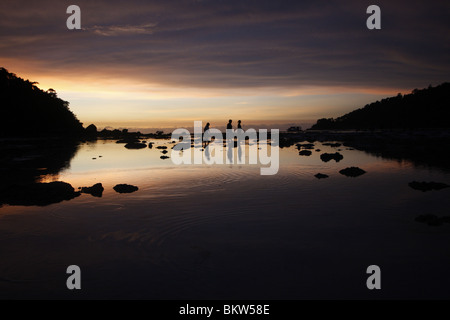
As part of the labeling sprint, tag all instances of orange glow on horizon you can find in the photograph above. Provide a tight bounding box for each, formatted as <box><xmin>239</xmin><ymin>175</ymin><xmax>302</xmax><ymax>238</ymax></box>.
<box><xmin>1</xmin><ymin>58</ymin><xmax>409</xmax><ymax>130</ymax></box>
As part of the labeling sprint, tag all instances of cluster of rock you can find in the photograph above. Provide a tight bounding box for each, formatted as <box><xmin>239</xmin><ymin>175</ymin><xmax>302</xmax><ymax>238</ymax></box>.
<box><xmin>0</xmin><ymin>181</ymin><xmax>140</xmax><ymax>206</ymax></box>
<box><xmin>296</xmin><ymin>143</ymin><xmax>315</xmax><ymax>150</ymax></box>
<box><xmin>0</xmin><ymin>182</ymin><xmax>80</xmax><ymax>206</ymax></box>
<box><xmin>339</xmin><ymin>167</ymin><xmax>366</xmax><ymax>177</ymax></box>
<box><xmin>119</xmin><ymin>138</ymin><xmax>170</xmax><ymax>159</ymax></box>
<box><xmin>415</xmin><ymin>214</ymin><xmax>450</xmax><ymax>226</ymax></box>
<box><xmin>314</xmin><ymin>167</ymin><xmax>366</xmax><ymax>179</ymax></box>
<box><xmin>299</xmin><ymin>150</ymin><xmax>312</xmax><ymax>156</ymax></box>
<box><xmin>320</xmin><ymin>152</ymin><xmax>344</xmax><ymax>162</ymax></box>
<box><xmin>408</xmin><ymin>181</ymin><xmax>449</xmax><ymax>192</ymax></box>
<box><xmin>314</xmin><ymin>173</ymin><xmax>329</xmax><ymax>179</ymax></box>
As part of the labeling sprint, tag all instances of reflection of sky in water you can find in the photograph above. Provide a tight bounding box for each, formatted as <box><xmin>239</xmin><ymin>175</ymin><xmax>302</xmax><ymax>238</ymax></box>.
<box><xmin>1</xmin><ymin>140</ymin><xmax>450</xmax><ymax>299</ymax></box>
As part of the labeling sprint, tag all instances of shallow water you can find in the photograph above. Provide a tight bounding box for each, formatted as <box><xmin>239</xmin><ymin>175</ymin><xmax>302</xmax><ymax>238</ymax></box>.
<box><xmin>1</xmin><ymin>139</ymin><xmax>450</xmax><ymax>299</ymax></box>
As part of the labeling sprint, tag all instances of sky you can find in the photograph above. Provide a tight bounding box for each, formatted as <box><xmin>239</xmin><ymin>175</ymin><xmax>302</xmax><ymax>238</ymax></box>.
<box><xmin>0</xmin><ymin>0</ymin><xmax>449</xmax><ymax>131</ymax></box>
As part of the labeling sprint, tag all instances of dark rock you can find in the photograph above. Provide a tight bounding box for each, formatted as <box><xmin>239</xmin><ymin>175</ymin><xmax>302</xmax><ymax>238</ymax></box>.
<box><xmin>428</xmin><ymin>219</ymin><xmax>444</xmax><ymax>226</ymax></box>
<box><xmin>299</xmin><ymin>150</ymin><xmax>312</xmax><ymax>156</ymax></box>
<box><xmin>323</xmin><ymin>142</ymin><xmax>341</xmax><ymax>148</ymax></box>
<box><xmin>160</xmin><ymin>155</ymin><xmax>170</xmax><ymax>159</ymax></box>
<box><xmin>339</xmin><ymin>167</ymin><xmax>366</xmax><ymax>177</ymax></box>
<box><xmin>315</xmin><ymin>149</ymin><xmax>321</xmax><ymax>152</ymax></box>
<box><xmin>80</xmin><ymin>183</ymin><xmax>104</xmax><ymax>198</ymax></box>
<box><xmin>415</xmin><ymin>214</ymin><xmax>437</xmax><ymax>223</ymax></box>
<box><xmin>116</xmin><ymin>138</ymin><xmax>140</xmax><ymax>144</ymax></box>
<box><xmin>320</xmin><ymin>152</ymin><xmax>344</xmax><ymax>162</ymax></box>
<box><xmin>161</xmin><ymin>150</ymin><xmax>168</xmax><ymax>154</ymax></box>
<box><xmin>408</xmin><ymin>181</ymin><xmax>450</xmax><ymax>192</ymax></box>
<box><xmin>156</xmin><ymin>146</ymin><xmax>168</xmax><ymax>149</ymax></box>
<box><xmin>124</xmin><ymin>142</ymin><xmax>147</xmax><ymax>149</ymax></box>
<box><xmin>0</xmin><ymin>182</ymin><xmax>80</xmax><ymax>206</ymax></box>
<box><xmin>415</xmin><ymin>215</ymin><xmax>450</xmax><ymax>226</ymax></box>
<box><xmin>296</xmin><ymin>143</ymin><xmax>315</xmax><ymax>150</ymax></box>
<box><xmin>314</xmin><ymin>173</ymin><xmax>329</xmax><ymax>179</ymax></box>
<box><xmin>92</xmin><ymin>158</ymin><xmax>96</xmax><ymax>160</ymax></box>
<box><xmin>148</xmin><ymin>143</ymin><xmax>153</xmax><ymax>149</ymax></box>
<box><xmin>440</xmin><ymin>216</ymin><xmax>450</xmax><ymax>223</ymax></box>
<box><xmin>415</xmin><ymin>214</ymin><xmax>443</xmax><ymax>226</ymax></box>
<box><xmin>113</xmin><ymin>184</ymin><xmax>139</xmax><ymax>194</ymax></box>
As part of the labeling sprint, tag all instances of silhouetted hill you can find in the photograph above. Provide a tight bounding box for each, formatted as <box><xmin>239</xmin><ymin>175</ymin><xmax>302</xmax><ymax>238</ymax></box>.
<box><xmin>0</xmin><ymin>67</ymin><xmax>84</xmax><ymax>137</ymax></box>
<box><xmin>310</xmin><ymin>83</ymin><xmax>450</xmax><ymax>130</ymax></box>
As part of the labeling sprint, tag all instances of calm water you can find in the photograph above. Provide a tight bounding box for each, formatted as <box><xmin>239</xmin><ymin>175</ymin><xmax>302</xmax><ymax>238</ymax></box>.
<box><xmin>1</xmin><ymin>139</ymin><xmax>450</xmax><ymax>299</ymax></box>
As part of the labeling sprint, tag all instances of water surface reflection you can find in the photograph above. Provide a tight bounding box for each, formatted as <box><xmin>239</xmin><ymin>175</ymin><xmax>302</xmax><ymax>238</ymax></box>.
<box><xmin>1</xmin><ymin>139</ymin><xmax>449</xmax><ymax>299</ymax></box>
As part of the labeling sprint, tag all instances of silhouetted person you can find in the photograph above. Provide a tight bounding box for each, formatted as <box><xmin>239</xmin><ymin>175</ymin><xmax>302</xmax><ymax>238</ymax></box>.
<box><xmin>237</xmin><ymin>120</ymin><xmax>242</xmax><ymax>130</ymax></box>
<box><xmin>226</xmin><ymin>120</ymin><xmax>233</xmax><ymax>151</ymax></box>
<box><xmin>203</xmin><ymin>122</ymin><xmax>210</xmax><ymax>147</ymax></box>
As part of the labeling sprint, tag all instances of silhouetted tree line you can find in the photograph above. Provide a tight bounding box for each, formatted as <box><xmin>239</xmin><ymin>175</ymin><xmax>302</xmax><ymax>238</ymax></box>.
<box><xmin>310</xmin><ymin>83</ymin><xmax>450</xmax><ymax>130</ymax></box>
<box><xmin>0</xmin><ymin>67</ymin><xmax>84</xmax><ymax>137</ymax></box>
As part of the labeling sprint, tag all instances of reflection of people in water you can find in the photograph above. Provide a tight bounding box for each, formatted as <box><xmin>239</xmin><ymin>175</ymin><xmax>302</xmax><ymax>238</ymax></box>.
<box><xmin>237</xmin><ymin>120</ymin><xmax>242</xmax><ymax>130</ymax></box>
<box><xmin>227</xmin><ymin>119</ymin><xmax>233</xmax><ymax>130</ymax></box>
<box><xmin>226</xmin><ymin>120</ymin><xmax>233</xmax><ymax>152</ymax></box>
<box><xmin>203</xmin><ymin>122</ymin><xmax>210</xmax><ymax>147</ymax></box>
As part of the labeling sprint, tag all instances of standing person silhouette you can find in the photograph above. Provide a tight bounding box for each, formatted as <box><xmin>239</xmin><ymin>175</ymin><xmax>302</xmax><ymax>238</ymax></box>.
<box><xmin>236</xmin><ymin>120</ymin><xmax>244</xmax><ymax>149</ymax></box>
<box><xmin>227</xmin><ymin>119</ymin><xmax>233</xmax><ymax>130</ymax></box>
<box><xmin>203</xmin><ymin>122</ymin><xmax>210</xmax><ymax>147</ymax></box>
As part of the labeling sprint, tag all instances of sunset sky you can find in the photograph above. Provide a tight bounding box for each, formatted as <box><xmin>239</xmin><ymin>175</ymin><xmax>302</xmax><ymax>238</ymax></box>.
<box><xmin>1</xmin><ymin>0</ymin><xmax>449</xmax><ymax>131</ymax></box>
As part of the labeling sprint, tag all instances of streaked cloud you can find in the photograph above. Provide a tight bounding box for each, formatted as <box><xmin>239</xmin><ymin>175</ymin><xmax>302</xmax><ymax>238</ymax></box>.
<box><xmin>85</xmin><ymin>23</ymin><xmax>158</xmax><ymax>36</ymax></box>
<box><xmin>0</xmin><ymin>0</ymin><xmax>448</xmax><ymax>129</ymax></box>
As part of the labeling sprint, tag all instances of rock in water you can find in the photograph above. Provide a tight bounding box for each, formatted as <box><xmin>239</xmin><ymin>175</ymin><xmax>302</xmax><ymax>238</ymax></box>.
<box><xmin>314</xmin><ymin>173</ymin><xmax>329</xmax><ymax>179</ymax></box>
<box><xmin>323</xmin><ymin>142</ymin><xmax>341</xmax><ymax>147</ymax></box>
<box><xmin>299</xmin><ymin>150</ymin><xmax>312</xmax><ymax>156</ymax></box>
<box><xmin>125</xmin><ymin>142</ymin><xmax>147</xmax><ymax>149</ymax></box>
<box><xmin>156</xmin><ymin>146</ymin><xmax>168</xmax><ymax>149</ymax></box>
<box><xmin>80</xmin><ymin>183</ymin><xmax>104</xmax><ymax>197</ymax></box>
<box><xmin>320</xmin><ymin>152</ymin><xmax>344</xmax><ymax>162</ymax></box>
<box><xmin>161</xmin><ymin>150</ymin><xmax>168</xmax><ymax>154</ymax></box>
<box><xmin>0</xmin><ymin>182</ymin><xmax>80</xmax><ymax>206</ymax></box>
<box><xmin>113</xmin><ymin>184</ymin><xmax>139</xmax><ymax>194</ymax></box>
<box><xmin>116</xmin><ymin>138</ymin><xmax>140</xmax><ymax>144</ymax></box>
<box><xmin>296</xmin><ymin>143</ymin><xmax>315</xmax><ymax>150</ymax></box>
<box><xmin>415</xmin><ymin>214</ymin><xmax>443</xmax><ymax>226</ymax></box>
<box><xmin>160</xmin><ymin>155</ymin><xmax>170</xmax><ymax>159</ymax></box>
<box><xmin>440</xmin><ymin>216</ymin><xmax>450</xmax><ymax>223</ymax></box>
<box><xmin>339</xmin><ymin>167</ymin><xmax>366</xmax><ymax>177</ymax></box>
<box><xmin>408</xmin><ymin>181</ymin><xmax>450</xmax><ymax>192</ymax></box>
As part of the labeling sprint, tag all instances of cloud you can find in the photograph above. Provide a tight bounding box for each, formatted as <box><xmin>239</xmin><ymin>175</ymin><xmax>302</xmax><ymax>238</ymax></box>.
<box><xmin>85</xmin><ymin>23</ymin><xmax>158</xmax><ymax>36</ymax></box>
<box><xmin>0</xmin><ymin>0</ymin><xmax>449</xmax><ymax>91</ymax></box>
